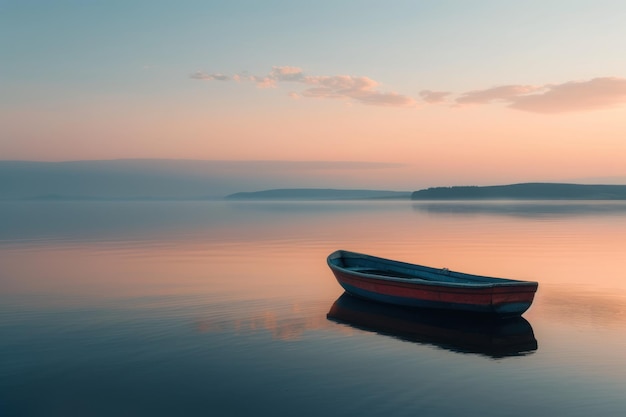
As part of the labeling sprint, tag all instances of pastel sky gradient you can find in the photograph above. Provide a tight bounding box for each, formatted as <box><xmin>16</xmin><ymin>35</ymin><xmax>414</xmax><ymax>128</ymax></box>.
<box><xmin>2</xmin><ymin>0</ymin><xmax>626</xmax><ymax>188</ymax></box>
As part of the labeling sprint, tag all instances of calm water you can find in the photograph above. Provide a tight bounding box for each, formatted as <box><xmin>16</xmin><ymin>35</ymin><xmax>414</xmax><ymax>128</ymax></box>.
<box><xmin>1</xmin><ymin>200</ymin><xmax>626</xmax><ymax>416</ymax></box>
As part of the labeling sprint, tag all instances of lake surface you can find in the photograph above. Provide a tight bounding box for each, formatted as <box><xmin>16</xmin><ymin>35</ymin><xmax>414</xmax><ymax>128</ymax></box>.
<box><xmin>1</xmin><ymin>200</ymin><xmax>626</xmax><ymax>416</ymax></box>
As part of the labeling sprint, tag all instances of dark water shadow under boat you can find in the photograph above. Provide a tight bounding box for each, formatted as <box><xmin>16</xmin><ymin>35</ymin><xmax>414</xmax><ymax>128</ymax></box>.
<box><xmin>327</xmin><ymin>293</ymin><xmax>537</xmax><ymax>359</ymax></box>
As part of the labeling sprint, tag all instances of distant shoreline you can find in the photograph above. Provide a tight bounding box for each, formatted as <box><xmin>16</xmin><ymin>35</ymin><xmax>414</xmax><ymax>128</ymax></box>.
<box><xmin>227</xmin><ymin>184</ymin><xmax>626</xmax><ymax>201</ymax></box>
<box><xmin>411</xmin><ymin>183</ymin><xmax>626</xmax><ymax>200</ymax></box>
<box><xmin>5</xmin><ymin>183</ymin><xmax>626</xmax><ymax>201</ymax></box>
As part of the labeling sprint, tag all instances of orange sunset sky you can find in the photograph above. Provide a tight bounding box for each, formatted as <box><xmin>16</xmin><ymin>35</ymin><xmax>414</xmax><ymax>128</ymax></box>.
<box><xmin>2</xmin><ymin>0</ymin><xmax>626</xmax><ymax>189</ymax></box>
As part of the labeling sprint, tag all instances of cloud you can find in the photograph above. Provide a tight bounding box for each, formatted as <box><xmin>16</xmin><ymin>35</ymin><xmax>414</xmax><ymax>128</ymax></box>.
<box><xmin>190</xmin><ymin>71</ymin><xmax>230</xmax><ymax>81</ymax></box>
<box><xmin>456</xmin><ymin>85</ymin><xmax>543</xmax><ymax>105</ymax></box>
<box><xmin>508</xmin><ymin>77</ymin><xmax>626</xmax><ymax>113</ymax></box>
<box><xmin>281</xmin><ymin>68</ymin><xmax>416</xmax><ymax>107</ymax></box>
<box><xmin>190</xmin><ymin>67</ymin><xmax>626</xmax><ymax>113</ymax></box>
<box><xmin>299</xmin><ymin>74</ymin><xmax>416</xmax><ymax>107</ymax></box>
<box><xmin>191</xmin><ymin>65</ymin><xmax>416</xmax><ymax>107</ymax></box>
<box><xmin>454</xmin><ymin>77</ymin><xmax>626</xmax><ymax>113</ymax></box>
<box><xmin>270</xmin><ymin>66</ymin><xmax>305</xmax><ymax>82</ymax></box>
<box><xmin>419</xmin><ymin>90</ymin><xmax>451</xmax><ymax>104</ymax></box>
<box><xmin>251</xmin><ymin>76</ymin><xmax>277</xmax><ymax>88</ymax></box>
<box><xmin>356</xmin><ymin>91</ymin><xmax>417</xmax><ymax>107</ymax></box>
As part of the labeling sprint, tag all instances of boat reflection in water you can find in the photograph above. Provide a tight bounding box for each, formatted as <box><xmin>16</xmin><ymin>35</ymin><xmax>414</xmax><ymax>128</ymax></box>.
<box><xmin>327</xmin><ymin>293</ymin><xmax>537</xmax><ymax>359</ymax></box>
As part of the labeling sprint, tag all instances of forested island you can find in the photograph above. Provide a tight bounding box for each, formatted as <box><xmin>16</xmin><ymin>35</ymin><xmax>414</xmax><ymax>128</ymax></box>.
<box><xmin>411</xmin><ymin>183</ymin><xmax>626</xmax><ymax>200</ymax></box>
<box><xmin>227</xmin><ymin>184</ymin><xmax>626</xmax><ymax>201</ymax></box>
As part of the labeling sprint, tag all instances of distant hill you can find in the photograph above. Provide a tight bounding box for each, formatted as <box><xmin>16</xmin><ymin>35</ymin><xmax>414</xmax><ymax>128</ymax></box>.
<box><xmin>226</xmin><ymin>189</ymin><xmax>411</xmax><ymax>200</ymax></box>
<box><xmin>411</xmin><ymin>183</ymin><xmax>626</xmax><ymax>200</ymax></box>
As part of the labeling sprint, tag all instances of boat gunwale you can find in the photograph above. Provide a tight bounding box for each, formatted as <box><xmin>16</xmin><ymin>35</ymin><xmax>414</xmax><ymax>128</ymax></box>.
<box><xmin>327</xmin><ymin>250</ymin><xmax>538</xmax><ymax>290</ymax></box>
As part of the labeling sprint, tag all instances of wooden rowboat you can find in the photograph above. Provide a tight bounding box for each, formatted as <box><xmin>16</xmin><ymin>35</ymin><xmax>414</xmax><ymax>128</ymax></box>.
<box><xmin>327</xmin><ymin>250</ymin><xmax>538</xmax><ymax>316</ymax></box>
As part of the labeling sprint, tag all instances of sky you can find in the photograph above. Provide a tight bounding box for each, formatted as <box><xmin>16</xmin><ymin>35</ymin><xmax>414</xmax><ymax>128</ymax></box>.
<box><xmin>2</xmin><ymin>0</ymin><xmax>626</xmax><ymax>188</ymax></box>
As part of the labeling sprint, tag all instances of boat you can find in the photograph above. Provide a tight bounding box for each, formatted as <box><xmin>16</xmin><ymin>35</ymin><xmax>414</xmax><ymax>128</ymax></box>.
<box><xmin>327</xmin><ymin>293</ymin><xmax>537</xmax><ymax>358</ymax></box>
<box><xmin>327</xmin><ymin>250</ymin><xmax>538</xmax><ymax>316</ymax></box>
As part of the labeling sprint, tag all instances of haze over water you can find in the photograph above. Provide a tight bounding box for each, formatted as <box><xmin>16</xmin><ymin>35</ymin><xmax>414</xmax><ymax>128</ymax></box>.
<box><xmin>2</xmin><ymin>200</ymin><xmax>626</xmax><ymax>416</ymax></box>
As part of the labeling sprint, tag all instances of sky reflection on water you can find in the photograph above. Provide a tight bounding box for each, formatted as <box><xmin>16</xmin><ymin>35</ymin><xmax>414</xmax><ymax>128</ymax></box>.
<box><xmin>1</xmin><ymin>201</ymin><xmax>626</xmax><ymax>416</ymax></box>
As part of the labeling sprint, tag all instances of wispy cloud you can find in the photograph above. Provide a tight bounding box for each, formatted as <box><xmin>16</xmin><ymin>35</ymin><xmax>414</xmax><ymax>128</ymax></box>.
<box><xmin>191</xmin><ymin>67</ymin><xmax>626</xmax><ymax>113</ymax></box>
<box><xmin>454</xmin><ymin>78</ymin><xmax>626</xmax><ymax>113</ymax></box>
<box><xmin>270</xmin><ymin>66</ymin><xmax>305</xmax><ymax>82</ymax></box>
<box><xmin>456</xmin><ymin>85</ymin><xmax>543</xmax><ymax>105</ymax></box>
<box><xmin>508</xmin><ymin>77</ymin><xmax>626</xmax><ymax>113</ymax></box>
<box><xmin>191</xmin><ymin>66</ymin><xmax>416</xmax><ymax>107</ymax></box>
<box><xmin>251</xmin><ymin>75</ymin><xmax>276</xmax><ymax>88</ymax></box>
<box><xmin>190</xmin><ymin>71</ymin><xmax>230</xmax><ymax>81</ymax></box>
<box><xmin>299</xmin><ymin>74</ymin><xmax>416</xmax><ymax>107</ymax></box>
